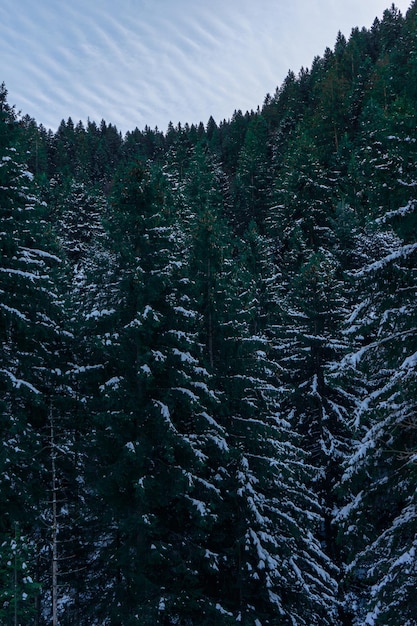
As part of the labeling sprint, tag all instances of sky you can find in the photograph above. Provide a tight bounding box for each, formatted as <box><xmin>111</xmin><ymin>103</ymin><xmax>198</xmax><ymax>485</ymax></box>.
<box><xmin>0</xmin><ymin>0</ymin><xmax>412</xmax><ymax>135</ymax></box>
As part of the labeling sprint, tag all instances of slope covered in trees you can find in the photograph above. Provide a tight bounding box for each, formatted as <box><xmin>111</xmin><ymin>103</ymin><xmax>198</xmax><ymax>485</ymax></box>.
<box><xmin>1</xmin><ymin>2</ymin><xmax>417</xmax><ymax>624</ymax></box>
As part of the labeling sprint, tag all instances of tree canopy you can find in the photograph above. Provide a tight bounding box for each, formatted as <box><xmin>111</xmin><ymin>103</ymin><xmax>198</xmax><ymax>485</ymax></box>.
<box><xmin>1</xmin><ymin>4</ymin><xmax>417</xmax><ymax>623</ymax></box>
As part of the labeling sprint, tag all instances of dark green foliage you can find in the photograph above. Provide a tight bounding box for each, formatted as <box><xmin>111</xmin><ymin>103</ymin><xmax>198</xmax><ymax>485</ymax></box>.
<box><xmin>0</xmin><ymin>84</ymin><xmax>83</xmax><ymax>624</ymax></box>
<box><xmin>335</xmin><ymin>208</ymin><xmax>417</xmax><ymax>625</ymax></box>
<box><xmin>2</xmin><ymin>3</ymin><xmax>417</xmax><ymax>624</ymax></box>
<box><xmin>233</xmin><ymin>116</ymin><xmax>272</xmax><ymax>232</ymax></box>
<box><xmin>0</xmin><ymin>524</ymin><xmax>40</xmax><ymax>624</ymax></box>
<box><xmin>86</xmin><ymin>159</ymin><xmax>230</xmax><ymax>624</ymax></box>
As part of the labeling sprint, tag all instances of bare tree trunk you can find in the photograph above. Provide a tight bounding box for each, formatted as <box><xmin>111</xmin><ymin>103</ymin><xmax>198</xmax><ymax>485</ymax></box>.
<box><xmin>14</xmin><ymin>523</ymin><xmax>18</xmax><ymax>626</ymax></box>
<box><xmin>50</xmin><ymin>407</ymin><xmax>59</xmax><ymax>626</ymax></box>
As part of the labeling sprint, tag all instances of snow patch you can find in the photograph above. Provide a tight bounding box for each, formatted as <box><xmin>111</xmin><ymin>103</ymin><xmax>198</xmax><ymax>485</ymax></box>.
<box><xmin>0</xmin><ymin>369</ymin><xmax>40</xmax><ymax>395</ymax></box>
<box><xmin>85</xmin><ymin>308</ymin><xmax>115</xmax><ymax>320</ymax></box>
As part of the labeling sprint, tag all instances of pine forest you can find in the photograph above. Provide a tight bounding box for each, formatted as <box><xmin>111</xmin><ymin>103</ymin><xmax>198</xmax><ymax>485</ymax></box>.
<box><xmin>1</xmin><ymin>3</ymin><xmax>417</xmax><ymax>625</ymax></box>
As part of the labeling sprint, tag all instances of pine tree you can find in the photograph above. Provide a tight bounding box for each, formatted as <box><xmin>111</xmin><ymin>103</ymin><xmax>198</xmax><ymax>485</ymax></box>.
<box><xmin>0</xmin><ymin>523</ymin><xmax>40</xmax><ymax>624</ymax></box>
<box><xmin>179</xmin><ymin>149</ymin><xmax>341</xmax><ymax>623</ymax></box>
<box><xmin>332</xmin><ymin>69</ymin><xmax>417</xmax><ymax>618</ymax></box>
<box><xmin>265</xmin><ymin>130</ymin><xmax>356</xmax><ymax>621</ymax></box>
<box><xmin>267</xmin><ymin>131</ymin><xmax>337</xmax><ymax>277</ymax></box>
<box><xmin>233</xmin><ymin>115</ymin><xmax>272</xmax><ymax>232</ymax></box>
<box><xmin>209</xmin><ymin>244</ymin><xmax>341</xmax><ymax>625</ymax></box>
<box><xmin>87</xmin><ymin>159</ymin><xmax>228</xmax><ymax>624</ymax></box>
<box><xmin>335</xmin><ymin>209</ymin><xmax>417</xmax><ymax>625</ymax></box>
<box><xmin>0</xmin><ymin>84</ymin><xmax>79</xmax><ymax>624</ymax></box>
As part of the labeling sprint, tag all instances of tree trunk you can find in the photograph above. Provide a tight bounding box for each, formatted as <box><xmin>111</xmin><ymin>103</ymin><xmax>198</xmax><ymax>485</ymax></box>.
<box><xmin>50</xmin><ymin>407</ymin><xmax>59</xmax><ymax>626</ymax></box>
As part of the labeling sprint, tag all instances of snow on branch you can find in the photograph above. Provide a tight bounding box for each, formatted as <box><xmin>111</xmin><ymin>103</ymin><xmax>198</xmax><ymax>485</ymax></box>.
<box><xmin>353</xmin><ymin>243</ymin><xmax>417</xmax><ymax>276</ymax></box>
<box><xmin>0</xmin><ymin>369</ymin><xmax>41</xmax><ymax>394</ymax></box>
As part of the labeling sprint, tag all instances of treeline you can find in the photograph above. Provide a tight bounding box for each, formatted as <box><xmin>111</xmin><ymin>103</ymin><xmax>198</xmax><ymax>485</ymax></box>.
<box><xmin>1</xmin><ymin>3</ymin><xmax>417</xmax><ymax>625</ymax></box>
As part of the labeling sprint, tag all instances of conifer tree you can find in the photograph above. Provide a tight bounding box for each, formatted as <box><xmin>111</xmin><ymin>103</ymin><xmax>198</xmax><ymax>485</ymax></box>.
<box><xmin>0</xmin><ymin>84</ymin><xmax>80</xmax><ymax>624</ymax></box>
<box><xmin>265</xmin><ymin>130</ymin><xmax>355</xmax><ymax>621</ymax></box>
<box><xmin>210</xmin><ymin>245</ymin><xmax>341</xmax><ymax>625</ymax></box>
<box><xmin>233</xmin><ymin>115</ymin><xmax>272</xmax><ymax>231</ymax></box>
<box><xmin>335</xmin><ymin>205</ymin><xmax>417</xmax><ymax>625</ymax></box>
<box><xmin>88</xmin><ymin>159</ymin><xmax>228</xmax><ymax>624</ymax></box>
<box><xmin>179</xmin><ymin>148</ymin><xmax>341</xmax><ymax>623</ymax></box>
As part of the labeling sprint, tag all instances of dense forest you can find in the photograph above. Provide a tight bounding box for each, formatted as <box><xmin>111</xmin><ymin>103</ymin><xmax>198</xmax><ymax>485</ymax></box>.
<box><xmin>1</xmin><ymin>2</ymin><xmax>417</xmax><ymax>624</ymax></box>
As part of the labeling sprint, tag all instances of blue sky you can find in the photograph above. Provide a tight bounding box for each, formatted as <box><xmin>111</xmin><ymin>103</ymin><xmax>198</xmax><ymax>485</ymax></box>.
<box><xmin>1</xmin><ymin>0</ymin><xmax>411</xmax><ymax>134</ymax></box>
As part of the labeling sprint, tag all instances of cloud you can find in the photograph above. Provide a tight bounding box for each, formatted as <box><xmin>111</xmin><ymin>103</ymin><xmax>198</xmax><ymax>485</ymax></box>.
<box><xmin>0</xmin><ymin>0</ymin><xmax>412</xmax><ymax>133</ymax></box>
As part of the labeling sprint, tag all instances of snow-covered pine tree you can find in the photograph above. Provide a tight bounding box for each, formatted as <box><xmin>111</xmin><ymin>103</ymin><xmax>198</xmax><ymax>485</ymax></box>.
<box><xmin>335</xmin><ymin>210</ymin><xmax>417</xmax><ymax>626</ymax></box>
<box><xmin>212</xmin><ymin>242</ymin><xmax>340</xmax><ymax>626</ymax></box>
<box><xmin>264</xmin><ymin>131</ymin><xmax>356</xmax><ymax>622</ymax></box>
<box><xmin>332</xmin><ymin>93</ymin><xmax>417</xmax><ymax>625</ymax></box>
<box><xmin>87</xmin><ymin>159</ymin><xmax>228</xmax><ymax>625</ymax></box>
<box><xmin>178</xmin><ymin>147</ymin><xmax>340</xmax><ymax>624</ymax></box>
<box><xmin>39</xmin><ymin>177</ymin><xmax>119</xmax><ymax>624</ymax></box>
<box><xmin>0</xmin><ymin>83</ymin><xmax>79</xmax><ymax>624</ymax></box>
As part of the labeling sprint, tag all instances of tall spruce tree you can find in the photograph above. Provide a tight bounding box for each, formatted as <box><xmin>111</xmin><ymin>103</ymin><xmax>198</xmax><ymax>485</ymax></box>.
<box><xmin>265</xmin><ymin>129</ymin><xmax>355</xmax><ymax>622</ymax></box>
<box><xmin>335</xmin><ymin>207</ymin><xmax>417</xmax><ymax>626</ymax></box>
<box><xmin>233</xmin><ymin>115</ymin><xmax>272</xmax><ymax>232</ymax></box>
<box><xmin>0</xmin><ymin>84</ymin><xmax>80</xmax><ymax>624</ymax></box>
<box><xmin>179</xmin><ymin>147</ymin><xmax>341</xmax><ymax>624</ymax></box>
<box><xmin>88</xmin><ymin>159</ymin><xmax>229</xmax><ymax>625</ymax></box>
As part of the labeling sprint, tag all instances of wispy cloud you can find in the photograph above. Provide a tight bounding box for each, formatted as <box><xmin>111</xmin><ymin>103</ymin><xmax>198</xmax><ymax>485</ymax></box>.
<box><xmin>0</xmin><ymin>0</ymin><xmax>411</xmax><ymax>133</ymax></box>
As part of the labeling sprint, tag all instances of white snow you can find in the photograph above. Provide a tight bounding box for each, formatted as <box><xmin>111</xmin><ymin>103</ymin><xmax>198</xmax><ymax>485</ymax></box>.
<box><xmin>0</xmin><ymin>267</ymin><xmax>42</xmax><ymax>281</ymax></box>
<box><xmin>0</xmin><ymin>303</ymin><xmax>29</xmax><ymax>321</ymax></box>
<box><xmin>153</xmin><ymin>400</ymin><xmax>170</xmax><ymax>420</ymax></box>
<box><xmin>355</xmin><ymin>243</ymin><xmax>417</xmax><ymax>276</ymax></box>
<box><xmin>85</xmin><ymin>308</ymin><xmax>115</xmax><ymax>320</ymax></box>
<box><xmin>172</xmin><ymin>347</ymin><xmax>197</xmax><ymax>364</ymax></box>
<box><xmin>143</xmin><ymin>305</ymin><xmax>161</xmax><ymax>321</ymax></box>
<box><xmin>199</xmin><ymin>411</ymin><xmax>226</xmax><ymax>433</ymax></box>
<box><xmin>186</xmin><ymin>496</ymin><xmax>209</xmax><ymax>516</ymax></box>
<box><xmin>0</xmin><ymin>369</ymin><xmax>41</xmax><ymax>394</ymax></box>
<box><xmin>376</xmin><ymin>200</ymin><xmax>416</xmax><ymax>222</ymax></box>
<box><xmin>174</xmin><ymin>305</ymin><xmax>197</xmax><ymax>318</ymax></box>
<box><xmin>99</xmin><ymin>376</ymin><xmax>122</xmax><ymax>391</ymax></box>
<box><xmin>207</xmin><ymin>433</ymin><xmax>229</xmax><ymax>452</ymax></box>
<box><xmin>20</xmin><ymin>246</ymin><xmax>62</xmax><ymax>263</ymax></box>
<box><xmin>173</xmin><ymin>387</ymin><xmax>199</xmax><ymax>402</ymax></box>
<box><xmin>401</xmin><ymin>351</ymin><xmax>417</xmax><ymax>370</ymax></box>
<box><xmin>215</xmin><ymin>603</ymin><xmax>233</xmax><ymax>617</ymax></box>
<box><xmin>153</xmin><ymin>400</ymin><xmax>178</xmax><ymax>432</ymax></box>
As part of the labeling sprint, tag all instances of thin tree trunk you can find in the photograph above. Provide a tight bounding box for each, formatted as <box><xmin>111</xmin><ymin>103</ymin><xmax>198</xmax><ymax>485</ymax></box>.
<box><xmin>14</xmin><ymin>523</ymin><xmax>18</xmax><ymax>626</ymax></box>
<box><xmin>50</xmin><ymin>407</ymin><xmax>59</xmax><ymax>626</ymax></box>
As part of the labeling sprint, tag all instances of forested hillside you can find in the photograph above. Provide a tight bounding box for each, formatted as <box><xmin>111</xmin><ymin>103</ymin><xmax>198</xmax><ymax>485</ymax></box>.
<box><xmin>1</xmin><ymin>3</ymin><xmax>417</xmax><ymax>624</ymax></box>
